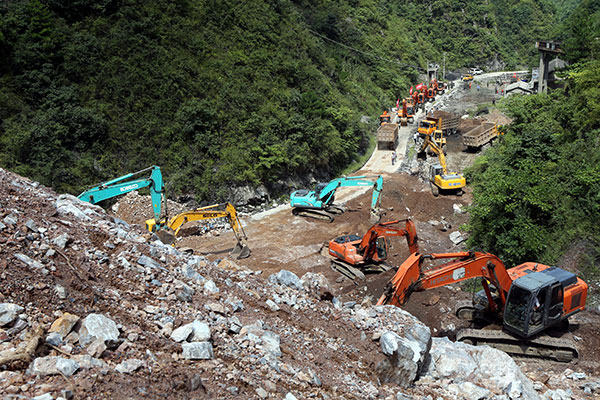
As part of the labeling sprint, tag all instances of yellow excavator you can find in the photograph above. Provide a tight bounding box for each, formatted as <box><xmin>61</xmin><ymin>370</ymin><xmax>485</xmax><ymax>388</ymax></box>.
<box><xmin>146</xmin><ymin>202</ymin><xmax>251</xmax><ymax>259</ymax></box>
<box><xmin>418</xmin><ymin>132</ymin><xmax>465</xmax><ymax>196</ymax></box>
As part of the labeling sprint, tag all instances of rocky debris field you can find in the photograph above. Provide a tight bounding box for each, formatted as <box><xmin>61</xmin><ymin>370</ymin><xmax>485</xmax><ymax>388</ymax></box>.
<box><xmin>2</xmin><ymin>165</ymin><xmax>600</xmax><ymax>400</ymax></box>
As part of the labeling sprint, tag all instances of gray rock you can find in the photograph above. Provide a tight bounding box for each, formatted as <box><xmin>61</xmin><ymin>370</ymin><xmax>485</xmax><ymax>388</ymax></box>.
<box><xmin>542</xmin><ymin>389</ymin><xmax>571</xmax><ymax>400</ymax></box>
<box><xmin>255</xmin><ymin>388</ymin><xmax>268</xmax><ymax>399</ymax></box>
<box><xmin>203</xmin><ymin>280</ymin><xmax>219</xmax><ymax>294</ymax></box>
<box><xmin>79</xmin><ymin>314</ymin><xmax>120</xmax><ymax>346</ymax></box>
<box><xmin>190</xmin><ymin>321</ymin><xmax>211</xmax><ymax>342</ymax></box>
<box><xmin>52</xmin><ymin>233</ymin><xmax>69</xmax><ymax>249</ymax></box>
<box><xmin>175</xmin><ymin>282</ymin><xmax>194</xmax><ymax>302</ymax></box>
<box><xmin>182</xmin><ymin>263</ymin><xmax>205</xmax><ymax>282</ymax></box>
<box><xmin>171</xmin><ymin>320</ymin><xmax>211</xmax><ymax>342</ymax></box>
<box><xmin>46</xmin><ymin>332</ymin><xmax>63</xmax><ymax>347</ymax></box>
<box><xmin>448</xmin><ymin>382</ymin><xmax>490</xmax><ymax>400</ymax></box>
<box><xmin>453</xmin><ymin>203</ymin><xmax>466</xmax><ymax>214</ymax></box>
<box><xmin>30</xmin><ymin>356</ymin><xmax>79</xmax><ymax>377</ymax></box>
<box><xmin>284</xmin><ymin>393</ymin><xmax>298</xmax><ymax>400</ymax></box>
<box><xmin>115</xmin><ymin>359</ymin><xmax>144</xmax><ymax>374</ymax></box>
<box><xmin>259</xmin><ymin>330</ymin><xmax>281</xmax><ymax>359</ymax></box>
<box><xmin>425</xmin><ymin>337</ymin><xmax>539</xmax><ymax>400</ymax></box>
<box><xmin>14</xmin><ymin>253</ymin><xmax>44</xmax><ymax>269</ymax></box>
<box><xmin>86</xmin><ymin>338</ymin><xmax>107</xmax><ymax>358</ymax></box>
<box><xmin>24</xmin><ymin>219</ymin><xmax>37</xmax><ymax>232</ymax></box>
<box><xmin>0</xmin><ymin>303</ymin><xmax>24</xmax><ymax>326</ymax></box>
<box><xmin>566</xmin><ymin>372</ymin><xmax>586</xmax><ymax>380</ymax></box>
<box><xmin>0</xmin><ymin>221</ymin><xmax>6</xmax><ymax>231</ymax></box>
<box><xmin>266</xmin><ymin>299</ymin><xmax>280</xmax><ymax>311</ymax></box>
<box><xmin>268</xmin><ymin>270</ymin><xmax>303</xmax><ymax>291</ymax></box>
<box><xmin>171</xmin><ymin>324</ymin><xmax>194</xmax><ymax>343</ymax></box>
<box><xmin>55</xmin><ymin>285</ymin><xmax>67</xmax><ymax>299</ymax></box>
<box><xmin>449</xmin><ymin>231</ymin><xmax>464</xmax><ymax>245</ymax></box>
<box><xmin>137</xmin><ymin>255</ymin><xmax>162</xmax><ymax>270</ymax></box>
<box><xmin>70</xmin><ymin>354</ymin><xmax>107</xmax><ymax>370</ymax></box>
<box><xmin>56</xmin><ymin>194</ymin><xmax>93</xmax><ymax>221</ymax></box>
<box><xmin>3</xmin><ymin>212</ymin><xmax>18</xmax><ymax>226</ymax></box>
<box><xmin>375</xmin><ymin>306</ymin><xmax>432</xmax><ymax>388</ymax></box>
<box><xmin>182</xmin><ymin>342</ymin><xmax>214</xmax><ymax>360</ymax></box>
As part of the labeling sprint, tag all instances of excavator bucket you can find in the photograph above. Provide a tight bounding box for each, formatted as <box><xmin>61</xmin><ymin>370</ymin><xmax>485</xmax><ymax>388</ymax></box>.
<box><xmin>400</xmin><ymin>117</ymin><xmax>408</xmax><ymax>127</ymax></box>
<box><xmin>156</xmin><ymin>229</ymin><xmax>176</xmax><ymax>245</ymax></box>
<box><xmin>231</xmin><ymin>241</ymin><xmax>251</xmax><ymax>259</ymax></box>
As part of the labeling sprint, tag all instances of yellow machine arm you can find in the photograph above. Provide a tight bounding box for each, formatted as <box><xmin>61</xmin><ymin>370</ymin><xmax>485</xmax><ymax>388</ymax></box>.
<box><xmin>419</xmin><ymin>133</ymin><xmax>448</xmax><ymax>174</ymax></box>
<box><xmin>147</xmin><ymin>202</ymin><xmax>251</xmax><ymax>259</ymax></box>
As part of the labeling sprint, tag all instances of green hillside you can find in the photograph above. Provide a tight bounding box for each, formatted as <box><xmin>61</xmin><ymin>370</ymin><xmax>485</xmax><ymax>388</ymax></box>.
<box><xmin>0</xmin><ymin>0</ymin><xmax>556</xmax><ymax>201</ymax></box>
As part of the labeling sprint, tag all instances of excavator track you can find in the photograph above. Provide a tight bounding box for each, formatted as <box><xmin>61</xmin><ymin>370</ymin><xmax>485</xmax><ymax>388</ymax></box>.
<box><xmin>456</xmin><ymin>329</ymin><xmax>579</xmax><ymax>362</ymax></box>
<box><xmin>331</xmin><ymin>260</ymin><xmax>365</xmax><ymax>280</ymax></box>
<box><xmin>330</xmin><ymin>261</ymin><xmax>393</xmax><ymax>280</ymax></box>
<box><xmin>292</xmin><ymin>205</ymin><xmax>344</xmax><ymax>223</ymax></box>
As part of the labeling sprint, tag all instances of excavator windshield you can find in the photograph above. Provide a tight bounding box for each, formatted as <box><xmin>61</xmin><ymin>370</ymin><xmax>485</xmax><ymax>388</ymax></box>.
<box><xmin>504</xmin><ymin>286</ymin><xmax>531</xmax><ymax>334</ymax></box>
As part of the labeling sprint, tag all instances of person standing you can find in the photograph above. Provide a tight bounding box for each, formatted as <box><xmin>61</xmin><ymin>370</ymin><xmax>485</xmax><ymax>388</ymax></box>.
<box><xmin>391</xmin><ymin>151</ymin><xmax>397</xmax><ymax>166</ymax></box>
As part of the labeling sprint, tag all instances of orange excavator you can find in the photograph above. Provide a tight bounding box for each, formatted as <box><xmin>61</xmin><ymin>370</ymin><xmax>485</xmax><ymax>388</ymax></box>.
<box><xmin>377</xmin><ymin>251</ymin><xmax>588</xmax><ymax>361</ymax></box>
<box><xmin>426</xmin><ymin>85</ymin><xmax>436</xmax><ymax>102</ymax></box>
<box><xmin>404</xmin><ymin>97</ymin><xmax>415</xmax><ymax>123</ymax></box>
<box><xmin>328</xmin><ymin>219</ymin><xmax>418</xmax><ymax>280</ymax></box>
<box><xmin>379</xmin><ymin>110</ymin><xmax>391</xmax><ymax>125</ymax></box>
<box><xmin>397</xmin><ymin>99</ymin><xmax>409</xmax><ymax>126</ymax></box>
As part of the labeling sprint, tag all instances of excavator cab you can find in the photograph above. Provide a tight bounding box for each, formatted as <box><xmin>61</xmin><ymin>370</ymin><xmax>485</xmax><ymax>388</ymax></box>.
<box><xmin>503</xmin><ymin>271</ymin><xmax>571</xmax><ymax>338</ymax></box>
<box><xmin>374</xmin><ymin>236</ymin><xmax>388</xmax><ymax>262</ymax></box>
<box><xmin>379</xmin><ymin>111</ymin><xmax>391</xmax><ymax>125</ymax></box>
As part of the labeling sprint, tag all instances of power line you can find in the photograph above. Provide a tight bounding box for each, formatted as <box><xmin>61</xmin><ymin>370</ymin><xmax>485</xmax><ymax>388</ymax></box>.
<box><xmin>306</xmin><ymin>28</ymin><xmax>425</xmax><ymax>72</ymax></box>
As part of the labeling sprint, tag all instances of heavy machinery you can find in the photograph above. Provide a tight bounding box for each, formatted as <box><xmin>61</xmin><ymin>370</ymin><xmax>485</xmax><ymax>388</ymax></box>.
<box><xmin>78</xmin><ymin>165</ymin><xmax>172</xmax><ymax>240</ymax></box>
<box><xmin>404</xmin><ymin>98</ymin><xmax>415</xmax><ymax>123</ymax></box>
<box><xmin>290</xmin><ymin>175</ymin><xmax>383</xmax><ymax>223</ymax></box>
<box><xmin>426</xmin><ymin>85</ymin><xmax>436</xmax><ymax>102</ymax></box>
<box><xmin>397</xmin><ymin>99</ymin><xmax>409</xmax><ymax>126</ymax></box>
<box><xmin>328</xmin><ymin>219</ymin><xmax>419</xmax><ymax>280</ymax></box>
<box><xmin>418</xmin><ymin>134</ymin><xmax>466</xmax><ymax>196</ymax></box>
<box><xmin>379</xmin><ymin>110</ymin><xmax>391</xmax><ymax>125</ymax></box>
<box><xmin>146</xmin><ymin>202</ymin><xmax>251</xmax><ymax>259</ymax></box>
<box><xmin>377</xmin><ymin>251</ymin><xmax>588</xmax><ymax>361</ymax></box>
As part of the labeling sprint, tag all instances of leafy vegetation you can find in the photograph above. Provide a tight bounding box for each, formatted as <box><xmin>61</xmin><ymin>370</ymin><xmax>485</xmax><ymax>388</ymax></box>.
<box><xmin>0</xmin><ymin>0</ymin><xmax>556</xmax><ymax>202</ymax></box>
<box><xmin>466</xmin><ymin>0</ymin><xmax>600</xmax><ymax>291</ymax></box>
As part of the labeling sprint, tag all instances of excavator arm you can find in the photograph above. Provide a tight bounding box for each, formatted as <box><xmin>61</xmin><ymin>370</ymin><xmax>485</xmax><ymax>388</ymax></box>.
<box><xmin>317</xmin><ymin>175</ymin><xmax>383</xmax><ymax>211</ymax></box>
<box><xmin>377</xmin><ymin>251</ymin><xmax>513</xmax><ymax>311</ymax></box>
<box><xmin>359</xmin><ymin>219</ymin><xmax>419</xmax><ymax>260</ymax></box>
<box><xmin>162</xmin><ymin>203</ymin><xmax>250</xmax><ymax>259</ymax></box>
<box><xmin>78</xmin><ymin>165</ymin><xmax>167</xmax><ymax>227</ymax></box>
<box><xmin>419</xmin><ymin>135</ymin><xmax>448</xmax><ymax>175</ymax></box>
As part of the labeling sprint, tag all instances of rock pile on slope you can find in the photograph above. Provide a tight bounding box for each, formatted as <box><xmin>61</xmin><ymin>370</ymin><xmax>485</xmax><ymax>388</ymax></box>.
<box><xmin>0</xmin><ymin>167</ymin><xmax>597</xmax><ymax>399</ymax></box>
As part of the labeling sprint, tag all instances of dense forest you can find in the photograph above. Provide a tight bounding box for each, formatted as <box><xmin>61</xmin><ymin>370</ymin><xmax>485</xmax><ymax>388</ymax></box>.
<box><xmin>0</xmin><ymin>0</ymin><xmax>559</xmax><ymax>201</ymax></box>
<box><xmin>466</xmin><ymin>0</ymin><xmax>600</xmax><ymax>288</ymax></box>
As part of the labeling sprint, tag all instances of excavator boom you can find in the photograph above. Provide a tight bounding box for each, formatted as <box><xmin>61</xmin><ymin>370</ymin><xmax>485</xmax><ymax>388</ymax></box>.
<box><xmin>157</xmin><ymin>202</ymin><xmax>250</xmax><ymax>259</ymax></box>
<box><xmin>78</xmin><ymin>165</ymin><xmax>168</xmax><ymax>231</ymax></box>
<box><xmin>329</xmin><ymin>219</ymin><xmax>418</xmax><ymax>280</ymax></box>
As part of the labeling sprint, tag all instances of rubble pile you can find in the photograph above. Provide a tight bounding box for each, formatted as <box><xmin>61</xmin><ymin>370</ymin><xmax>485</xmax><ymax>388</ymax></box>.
<box><xmin>0</xmin><ymin>167</ymin><xmax>598</xmax><ymax>399</ymax></box>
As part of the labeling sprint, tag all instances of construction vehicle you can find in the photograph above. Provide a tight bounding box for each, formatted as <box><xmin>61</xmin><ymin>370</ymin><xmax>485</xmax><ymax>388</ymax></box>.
<box><xmin>379</xmin><ymin>110</ymin><xmax>391</xmax><ymax>125</ymax></box>
<box><xmin>377</xmin><ymin>123</ymin><xmax>399</xmax><ymax>149</ymax></box>
<box><xmin>328</xmin><ymin>219</ymin><xmax>419</xmax><ymax>280</ymax></box>
<box><xmin>418</xmin><ymin>134</ymin><xmax>466</xmax><ymax>196</ymax></box>
<box><xmin>377</xmin><ymin>251</ymin><xmax>588</xmax><ymax>361</ymax></box>
<box><xmin>426</xmin><ymin>85</ymin><xmax>436</xmax><ymax>102</ymax></box>
<box><xmin>290</xmin><ymin>175</ymin><xmax>383</xmax><ymax>222</ymax></box>
<box><xmin>397</xmin><ymin>99</ymin><xmax>409</xmax><ymax>126</ymax></box>
<box><xmin>78</xmin><ymin>166</ymin><xmax>172</xmax><ymax>241</ymax></box>
<box><xmin>418</xmin><ymin>112</ymin><xmax>459</xmax><ymax>138</ymax></box>
<box><xmin>146</xmin><ymin>202</ymin><xmax>250</xmax><ymax>259</ymax></box>
<box><xmin>462</xmin><ymin>121</ymin><xmax>500</xmax><ymax>150</ymax></box>
<box><xmin>462</xmin><ymin>74</ymin><xmax>474</xmax><ymax>81</ymax></box>
<box><xmin>404</xmin><ymin>98</ymin><xmax>415</xmax><ymax>123</ymax></box>
<box><xmin>431</xmin><ymin>110</ymin><xmax>460</xmax><ymax>135</ymax></box>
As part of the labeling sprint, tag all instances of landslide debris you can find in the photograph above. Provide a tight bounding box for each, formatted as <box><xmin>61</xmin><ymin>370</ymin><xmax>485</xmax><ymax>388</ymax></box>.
<box><xmin>1</xmin><ymin>167</ymin><xmax>598</xmax><ymax>400</ymax></box>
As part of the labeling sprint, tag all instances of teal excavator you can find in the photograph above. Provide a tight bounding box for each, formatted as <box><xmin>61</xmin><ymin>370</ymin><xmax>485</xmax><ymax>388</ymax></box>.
<box><xmin>77</xmin><ymin>165</ymin><xmax>174</xmax><ymax>242</ymax></box>
<box><xmin>289</xmin><ymin>175</ymin><xmax>383</xmax><ymax>222</ymax></box>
